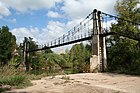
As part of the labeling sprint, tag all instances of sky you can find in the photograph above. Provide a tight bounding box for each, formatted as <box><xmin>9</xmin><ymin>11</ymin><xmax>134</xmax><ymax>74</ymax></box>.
<box><xmin>0</xmin><ymin>0</ymin><xmax>118</xmax><ymax>53</ymax></box>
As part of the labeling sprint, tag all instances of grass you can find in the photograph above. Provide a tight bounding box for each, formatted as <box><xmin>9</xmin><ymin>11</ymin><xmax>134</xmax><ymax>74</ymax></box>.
<box><xmin>0</xmin><ymin>67</ymin><xmax>26</xmax><ymax>85</ymax></box>
<box><xmin>0</xmin><ymin>75</ymin><xmax>26</xmax><ymax>86</ymax></box>
<box><xmin>0</xmin><ymin>66</ymin><xmax>32</xmax><ymax>92</ymax></box>
<box><xmin>0</xmin><ymin>66</ymin><xmax>66</xmax><ymax>92</ymax></box>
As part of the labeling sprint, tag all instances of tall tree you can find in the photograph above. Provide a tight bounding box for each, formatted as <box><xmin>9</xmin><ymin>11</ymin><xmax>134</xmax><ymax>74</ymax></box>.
<box><xmin>69</xmin><ymin>43</ymin><xmax>91</xmax><ymax>73</ymax></box>
<box><xmin>0</xmin><ymin>26</ymin><xmax>16</xmax><ymax>66</ymax></box>
<box><xmin>43</xmin><ymin>53</ymin><xmax>66</xmax><ymax>70</ymax></box>
<box><xmin>107</xmin><ymin>0</ymin><xmax>140</xmax><ymax>74</ymax></box>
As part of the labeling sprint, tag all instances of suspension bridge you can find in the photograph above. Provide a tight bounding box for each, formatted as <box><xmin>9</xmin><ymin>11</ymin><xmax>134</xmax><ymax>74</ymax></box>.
<box><xmin>23</xmin><ymin>9</ymin><xmax>140</xmax><ymax>72</ymax></box>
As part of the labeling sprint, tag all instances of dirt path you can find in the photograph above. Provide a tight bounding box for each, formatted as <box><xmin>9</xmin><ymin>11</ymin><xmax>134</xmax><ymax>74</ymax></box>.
<box><xmin>6</xmin><ymin>73</ymin><xmax>140</xmax><ymax>93</ymax></box>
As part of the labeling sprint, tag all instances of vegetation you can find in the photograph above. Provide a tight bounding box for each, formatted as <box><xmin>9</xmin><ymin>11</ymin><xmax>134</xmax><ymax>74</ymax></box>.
<box><xmin>31</xmin><ymin>53</ymin><xmax>46</xmax><ymax>70</ymax></box>
<box><xmin>69</xmin><ymin>43</ymin><xmax>91</xmax><ymax>73</ymax></box>
<box><xmin>43</xmin><ymin>53</ymin><xmax>67</xmax><ymax>70</ymax></box>
<box><xmin>0</xmin><ymin>26</ymin><xmax>16</xmax><ymax>66</ymax></box>
<box><xmin>0</xmin><ymin>66</ymin><xmax>65</xmax><ymax>92</ymax></box>
<box><xmin>0</xmin><ymin>67</ymin><xmax>31</xmax><ymax>92</ymax></box>
<box><xmin>107</xmin><ymin>0</ymin><xmax>140</xmax><ymax>74</ymax></box>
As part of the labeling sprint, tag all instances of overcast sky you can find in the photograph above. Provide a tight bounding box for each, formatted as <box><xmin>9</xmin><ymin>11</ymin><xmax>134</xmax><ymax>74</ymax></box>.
<box><xmin>0</xmin><ymin>0</ymin><xmax>118</xmax><ymax>52</ymax></box>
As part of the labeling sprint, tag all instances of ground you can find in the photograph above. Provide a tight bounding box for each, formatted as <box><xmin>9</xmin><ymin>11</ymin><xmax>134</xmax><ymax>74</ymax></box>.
<box><xmin>6</xmin><ymin>73</ymin><xmax>140</xmax><ymax>93</ymax></box>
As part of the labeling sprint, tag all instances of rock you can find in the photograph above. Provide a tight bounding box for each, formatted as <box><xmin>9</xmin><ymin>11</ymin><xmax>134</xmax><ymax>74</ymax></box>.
<box><xmin>1</xmin><ymin>85</ymin><xmax>12</xmax><ymax>90</ymax></box>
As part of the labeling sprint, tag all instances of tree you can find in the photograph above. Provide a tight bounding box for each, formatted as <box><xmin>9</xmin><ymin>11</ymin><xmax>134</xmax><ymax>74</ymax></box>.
<box><xmin>69</xmin><ymin>43</ymin><xmax>91</xmax><ymax>73</ymax></box>
<box><xmin>61</xmin><ymin>48</ymin><xmax>71</xmax><ymax>67</ymax></box>
<box><xmin>43</xmin><ymin>53</ymin><xmax>66</xmax><ymax>70</ymax></box>
<box><xmin>107</xmin><ymin>0</ymin><xmax>140</xmax><ymax>74</ymax></box>
<box><xmin>22</xmin><ymin>37</ymin><xmax>53</xmax><ymax>70</ymax></box>
<box><xmin>0</xmin><ymin>26</ymin><xmax>16</xmax><ymax>66</ymax></box>
<box><xmin>31</xmin><ymin>53</ymin><xmax>46</xmax><ymax>70</ymax></box>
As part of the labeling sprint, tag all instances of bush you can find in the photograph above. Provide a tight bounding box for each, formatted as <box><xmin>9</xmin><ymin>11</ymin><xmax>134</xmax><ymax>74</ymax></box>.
<box><xmin>0</xmin><ymin>66</ymin><xmax>32</xmax><ymax>90</ymax></box>
<box><xmin>0</xmin><ymin>75</ymin><xmax>26</xmax><ymax>86</ymax></box>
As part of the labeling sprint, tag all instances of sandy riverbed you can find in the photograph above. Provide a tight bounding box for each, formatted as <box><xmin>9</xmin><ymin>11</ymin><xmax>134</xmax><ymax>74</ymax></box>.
<box><xmin>6</xmin><ymin>73</ymin><xmax>140</xmax><ymax>93</ymax></box>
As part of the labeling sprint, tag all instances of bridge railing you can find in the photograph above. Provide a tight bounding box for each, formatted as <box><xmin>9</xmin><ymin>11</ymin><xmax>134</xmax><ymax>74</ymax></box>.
<box><xmin>44</xmin><ymin>12</ymin><xmax>94</xmax><ymax>48</ymax></box>
<box><xmin>26</xmin><ymin>9</ymin><xmax>140</xmax><ymax>52</ymax></box>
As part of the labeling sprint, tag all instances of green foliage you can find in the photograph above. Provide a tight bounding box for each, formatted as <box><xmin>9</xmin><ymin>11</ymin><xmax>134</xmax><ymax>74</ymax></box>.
<box><xmin>0</xmin><ymin>26</ymin><xmax>16</xmax><ymax>66</ymax></box>
<box><xmin>60</xmin><ymin>48</ymin><xmax>71</xmax><ymax>67</ymax></box>
<box><xmin>44</xmin><ymin>53</ymin><xmax>67</xmax><ymax>70</ymax></box>
<box><xmin>107</xmin><ymin>0</ymin><xmax>140</xmax><ymax>75</ymax></box>
<box><xmin>116</xmin><ymin>0</ymin><xmax>140</xmax><ymax>23</ymax></box>
<box><xmin>31</xmin><ymin>53</ymin><xmax>46</xmax><ymax>69</ymax></box>
<box><xmin>69</xmin><ymin>43</ymin><xmax>91</xmax><ymax>73</ymax></box>
<box><xmin>9</xmin><ymin>55</ymin><xmax>22</xmax><ymax>68</ymax></box>
<box><xmin>0</xmin><ymin>66</ymin><xmax>31</xmax><ymax>91</ymax></box>
<box><xmin>0</xmin><ymin>75</ymin><xmax>26</xmax><ymax>86</ymax></box>
<box><xmin>0</xmin><ymin>65</ymin><xmax>65</xmax><ymax>92</ymax></box>
<box><xmin>25</xmin><ymin>37</ymin><xmax>55</xmax><ymax>70</ymax></box>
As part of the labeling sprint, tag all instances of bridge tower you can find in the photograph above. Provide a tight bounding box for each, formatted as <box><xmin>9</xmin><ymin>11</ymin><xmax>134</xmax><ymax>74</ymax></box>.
<box><xmin>90</xmin><ymin>9</ymin><xmax>107</xmax><ymax>72</ymax></box>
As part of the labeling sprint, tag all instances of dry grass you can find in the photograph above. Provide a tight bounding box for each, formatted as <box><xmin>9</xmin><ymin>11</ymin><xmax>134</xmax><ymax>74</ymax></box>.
<box><xmin>0</xmin><ymin>66</ymin><xmax>32</xmax><ymax>92</ymax></box>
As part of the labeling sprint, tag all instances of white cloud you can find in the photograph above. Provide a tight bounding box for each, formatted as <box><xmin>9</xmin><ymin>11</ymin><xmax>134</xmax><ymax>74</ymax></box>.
<box><xmin>66</xmin><ymin>19</ymin><xmax>83</xmax><ymax>28</ymax></box>
<box><xmin>0</xmin><ymin>0</ymin><xmax>118</xmax><ymax>18</ymax></box>
<box><xmin>10</xmin><ymin>21</ymin><xmax>66</xmax><ymax>44</ymax></box>
<box><xmin>62</xmin><ymin>0</ymin><xmax>117</xmax><ymax>19</ymax></box>
<box><xmin>0</xmin><ymin>2</ymin><xmax>11</xmax><ymax>16</ymax></box>
<box><xmin>11</xmin><ymin>27</ymin><xmax>38</xmax><ymax>43</ymax></box>
<box><xmin>10</xmin><ymin>19</ymin><xmax>84</xmax><ymax>52</ymax></box>
<box><xmin>47</xmin><ymin>11</ymin><xmax>62</xmax><ymax>18</ymax></box>
<box><xmin>0</xmin><ymin>0</ymin><xmax>62</xmax><ymax>13</ymax></box>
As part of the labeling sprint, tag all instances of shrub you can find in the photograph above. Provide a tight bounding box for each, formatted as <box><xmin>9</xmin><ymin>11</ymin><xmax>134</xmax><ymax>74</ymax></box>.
<box><xmin>0</xmin><ymin>75</ymin><xmax>26</xmax><ymax>86</ymax></box>
<box><xmin>0</xmin><ymin>66</ymin><xmax>32</xmax><ymax>90</ymax></box>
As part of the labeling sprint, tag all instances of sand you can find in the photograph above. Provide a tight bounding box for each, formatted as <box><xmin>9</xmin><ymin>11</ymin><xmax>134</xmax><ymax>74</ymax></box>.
<box><xmin>6</xmin><ymin>73</ymin><xmax>140</xmax><ymax>93</ymax></box>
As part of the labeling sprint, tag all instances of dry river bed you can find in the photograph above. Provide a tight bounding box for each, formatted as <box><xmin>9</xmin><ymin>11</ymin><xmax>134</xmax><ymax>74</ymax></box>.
<box><xmin>5</xmin><ymin>73</ymin><xmax>140</xmax><ymax>93</ymax></box>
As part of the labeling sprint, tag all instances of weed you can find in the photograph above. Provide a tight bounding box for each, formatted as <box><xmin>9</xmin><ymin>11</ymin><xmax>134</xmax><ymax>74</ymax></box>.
<box><xmin>0</xmin><ymin>75</ymin><xmax>26</xmax><ymax>86</ymax></box>
<box><xmin>0</xmin><ymin>66</ymin><xmax>32</xmax><ymax>91</ymax></box>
